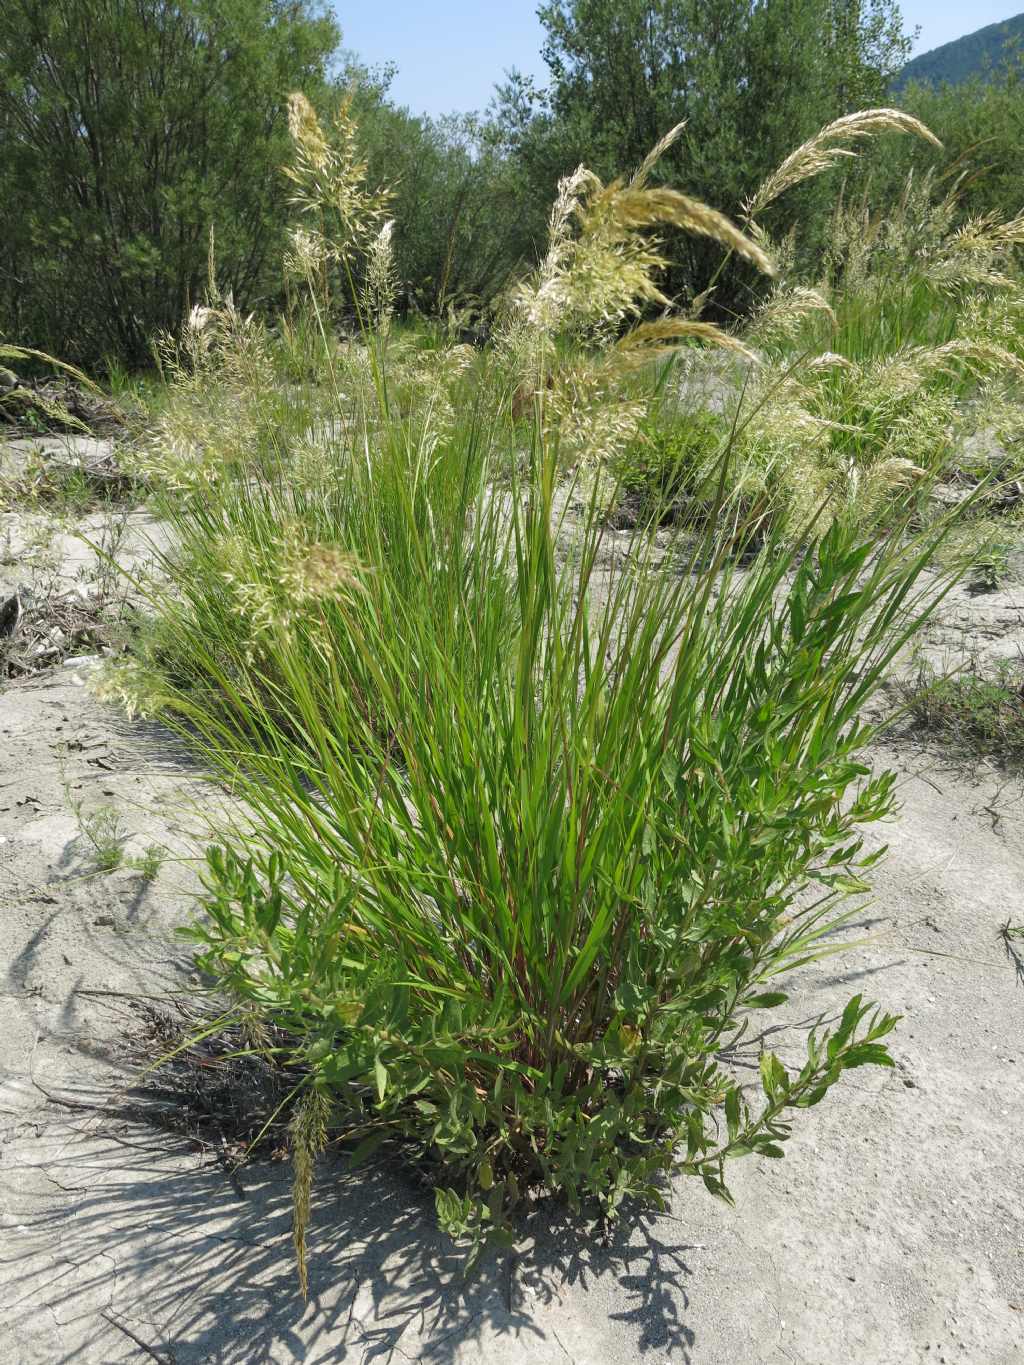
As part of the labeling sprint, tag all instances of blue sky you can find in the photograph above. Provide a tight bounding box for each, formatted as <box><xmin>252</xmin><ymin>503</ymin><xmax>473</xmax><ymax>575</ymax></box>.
<box><xmin>334</xmin><ymin>2</ymin><xmax>1024</xmax><ymax>118</ymax></box>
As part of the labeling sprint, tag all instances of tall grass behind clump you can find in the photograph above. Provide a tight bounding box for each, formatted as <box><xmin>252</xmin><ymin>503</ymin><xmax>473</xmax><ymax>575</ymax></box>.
<box><xmin>815</xmin><ymin>170</ymin><xmax>1024</xmax><ymax>361</ymax></box>
<box><xmin>115</xmin><ymin>107</ymin><xmax>764</xmax><ymax>740</ymax></box>
<box><xmin>116</xmin><ymin>102</ymin><xmax>979</xmax><ymax>1285</ymax></box>
<box><xmin>589</xmin><ymin>112</ymin><xmax>958</xmax><ymax>531</ymax></box>
<box><xmin>118</xmin><ymin>225</ymin><xmax>498</xmax><ymax>742</ymax></box>
<box><xmin>813</xmin><ymin>176</ymin><xmax>1024</xmax><ymax>530</ymax></box>
<box><xmin>632</xmin><ymin>148</ymin><xmax>1024</xmax><ymax>536</ymax></box>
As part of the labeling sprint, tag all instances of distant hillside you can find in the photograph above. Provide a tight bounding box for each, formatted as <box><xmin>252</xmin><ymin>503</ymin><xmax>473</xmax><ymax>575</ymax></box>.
<box><xmin>897</xmin><ymin>13</ymin><xmax>1024</xmax><ymax>89</ymax></box>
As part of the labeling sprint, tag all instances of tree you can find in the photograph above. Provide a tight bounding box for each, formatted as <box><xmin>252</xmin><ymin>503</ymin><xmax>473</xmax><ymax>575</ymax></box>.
<box><xmin>829</xmin><ymin>1</ymin><xmax>916</xmax><ymax>113</ymax></box>
<box><xmin>0</xmin><ymin>0</ymin><xmax>340</xmax><ymax>367</ymax></box>
<box><xmin>500</xmin><ymin>0</ymin><xmax>913</xmax><ymax>309</ymax></box>
<box><xmin>876</xmin><ymin>46</ymin><xmax>1024</xmax><ymax>227</ymax></box>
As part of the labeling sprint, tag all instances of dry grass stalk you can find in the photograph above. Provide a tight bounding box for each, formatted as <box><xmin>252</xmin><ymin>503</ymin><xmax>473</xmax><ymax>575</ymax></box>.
<box><xmin>744</xmin><ymin>109</ymin><xmax>941</xmax><ymax>223</ymax></box>
<box><xmin>283</xmin><ymin>91</ymin><xmax>392</xmax><ymax>269</ymax></box>
<box><xmin>615</xmin><ymin>317</ymin><xmax>759</xmax><ymax>366</ymax></box>
<box><xmin>0</xmin><ymin>585</ymin><xmax>127</xmax><ymax>680</ymax></box>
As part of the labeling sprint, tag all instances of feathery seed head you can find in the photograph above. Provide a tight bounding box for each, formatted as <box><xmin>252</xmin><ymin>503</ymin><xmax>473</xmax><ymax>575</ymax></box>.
<box><xmin>873</xmin><ymin>339</ymin><xmax>1024</xmax><ymax>396</ymax></box>
<box><xmin>291</xmin><ymin>1087</ymin><xmax>331</xmax><ymax>1299</ymax></box>
<box><xmin>918</xmin><ymin>210</ymin><xmax>1024</xmax><ymax>294</ymax></box>
<box><xmin>362</xmin><ymin>219</ymin><xmax>399</xmax><ymax>338</ymax></box>
<box><xmin>629</xmin><ymin>119</ymin><xmax>687</xmax><ymax>189</ymax></box>
<box><xmin>509</xmin><ymin>147</ymin><xmax>773</xmax><ymax>357</ymax></box>
<box><xmin>284</xmin><ymin>90</ymin><xmax>392</xmax><ymax>268</ymax></box>
<box><xmin>872</xmin><ymin>456</ymin><xmax>926</xmax><ymax>487</ymax></box>
<box><xmin>608</xmin><ymin>188</ymin><xmax>775</xmax><ymax>275</ymax></box>
<box><xmin>807</xmin><ymin>351</ymin><xmax>856</xmax><ymax>373</ymax></box>
<box><xmin>287</xmin><ymin>92</ymin><xmax>330</xmax><ymax>173</ymax></box>
<box><xmin>615</xmin><ymin>318</ymin><xmax>760</xmax><ymax>367</ymax></box>
<box><xmin>285</xmin><ymin>543</ymin><xmax>365</xmax><ymax>605</ymax></box>
<box><xmin>748</xmin><ymin>286</ymin><xmax>835</xmax><ymax>348</ymax></box>
<box><xmin>284</xmin><ymin>225</ymin><xmax>328</xmax><ymax>280</ymax></box>
<box><xmin>745</xmin><ymin>109</ymin><xmax>941</xmax><ymax>223</ymax></box>
<box><xmin>950</xmin><ymin>210</ymin><xmax>1024</xmax><ymax>253</ymax></box>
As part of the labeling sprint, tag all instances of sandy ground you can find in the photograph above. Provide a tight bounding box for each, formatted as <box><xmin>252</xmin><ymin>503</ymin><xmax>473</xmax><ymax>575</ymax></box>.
<box><xmin>1</xmin><ymin>436</ymin><xmax>1023</xmax><ymax>1364</ymax></box>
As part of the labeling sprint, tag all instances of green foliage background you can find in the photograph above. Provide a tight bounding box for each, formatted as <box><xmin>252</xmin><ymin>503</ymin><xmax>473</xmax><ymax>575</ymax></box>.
<box><xmin>3</xmin><ymin>0</ymin><xmax>1024</xmax><ymax>368</ymax></box>
<box><xmin>0</xmin><ymin>0</ymin><xmax>339</xmax><ymax>366</ymax></box>
<box><xmin>498</xmin><ymin>0</ymin><xmax>911</xmax><ymax>311</ymax></box>
<box><xmin>868</xmin><ymin>49</ymin><xmax>1024</xmax><ymax>229</ymax></box>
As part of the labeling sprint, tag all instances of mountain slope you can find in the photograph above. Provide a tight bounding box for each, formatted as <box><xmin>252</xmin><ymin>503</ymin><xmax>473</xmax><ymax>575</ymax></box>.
<box><xmin>897</xmin><ymin>12</ymin><xmax>1024</xmax><ymax>88</ymax></box>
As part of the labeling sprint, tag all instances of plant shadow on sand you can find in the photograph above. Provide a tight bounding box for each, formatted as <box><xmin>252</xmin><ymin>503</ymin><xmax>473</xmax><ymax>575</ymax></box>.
<box><xmin>6</xmin><ymin>1095</ymin><xmax>701</xmax><ymax>1364</ymax></box>
<box><xmin>5</xmin><ymin>954</ymin><xmax>904</xmax><ymax>1364</ymax></box>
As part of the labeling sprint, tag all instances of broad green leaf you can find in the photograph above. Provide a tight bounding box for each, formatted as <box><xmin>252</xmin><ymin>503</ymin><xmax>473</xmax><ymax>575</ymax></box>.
<box><xmin>374</xmin><ymin>1056</ymin><xmax>389</xmax><ymax>1103</ymax></box>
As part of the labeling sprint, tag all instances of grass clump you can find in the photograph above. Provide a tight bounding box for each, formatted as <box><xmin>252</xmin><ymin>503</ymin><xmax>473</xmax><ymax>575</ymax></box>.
<box><xmin>609</xmin><ymin>411</ymin><xmax>729</xmax><ymax>526</ymax></box>
<box><xmin>0</xmin><ymin>443</ymin><xmax>136</xmax><ymax>515</ymax></box>
<box><xmin>968</xmin><ymin>535</ymin><xmax>1016</xmax><ymax>594</ymax></box>
<box><xmin>76</xmin><ymin>803</ymin><xmax>127</xmax><ymax>874</ymax></box>
<box><xmin>903</xmin><ymin>654</ymin><xmax>1024</xmax><ymax>766</ymax></box>
<box><xmin>111</xmin><ymin>102</ymin><xmax>981</xmax><ymax>1283</ymax></box>
<box><xmin>181</xmin><ymin>481</ymin><xmax>954</xmax><ymax>1277</ymax></box>
<box><xmin>130</xmin><ymin>844</ymin><xmax>166</xmax><ymax>883</ymax></box>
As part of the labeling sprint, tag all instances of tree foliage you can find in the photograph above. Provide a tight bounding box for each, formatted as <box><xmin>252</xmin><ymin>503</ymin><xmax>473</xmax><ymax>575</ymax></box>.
<box><xmin>497</xmin><ymin>0</ymin><xmax>912</xmax><ymax>310</ymax></box>
<box><xmin>0</xmin><ymin>0</ymin><xmax>339</xmax><ymax>366</ymax></box>
<box><xmin>7</xmin><ymin>0</ymin><xmax>1024</xmax><ymax>370</ymax></box>
<box><xmin>876</xmin><ymin>48</ymin><xmax>1024</xmax><ymax>228</ymax></box>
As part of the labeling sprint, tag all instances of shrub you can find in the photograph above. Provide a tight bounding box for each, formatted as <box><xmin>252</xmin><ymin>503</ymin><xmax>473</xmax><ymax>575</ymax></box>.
<box><xmin>116</xmin><ymin>108</ymin><xmax>972</xmax><ymax>1286</ymax></box>
<box><xmin>0</xmin><ymin>0</ymin><xmax>339</xmax><ymax>367</ymax></box>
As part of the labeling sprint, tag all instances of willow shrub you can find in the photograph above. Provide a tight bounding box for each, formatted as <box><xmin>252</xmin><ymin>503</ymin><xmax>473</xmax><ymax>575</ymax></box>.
<box><xmin>130</xmin><ymin>380</ymin><xmax>963</xmax><ymax>1281</ymax></box>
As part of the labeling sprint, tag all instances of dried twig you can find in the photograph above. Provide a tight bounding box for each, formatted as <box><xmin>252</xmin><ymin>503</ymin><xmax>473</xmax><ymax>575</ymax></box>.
<box><xmin>998</xmin><ymin>920</ymin><xmax>1024</xmax><ymax>988</ymax></box>
<box><xmin>100</xmin><ymin>1311</ymin><xmax>175</xmax><ymax>1365</ymax></box>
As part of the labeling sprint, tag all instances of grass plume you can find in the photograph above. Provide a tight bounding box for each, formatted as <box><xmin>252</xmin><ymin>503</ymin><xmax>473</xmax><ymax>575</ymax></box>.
<box><xmin>744</xmin><ymin>108</ymin><xmax>942</xmax><ymax>223</ymax></box>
